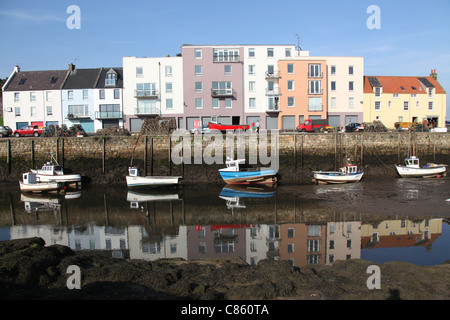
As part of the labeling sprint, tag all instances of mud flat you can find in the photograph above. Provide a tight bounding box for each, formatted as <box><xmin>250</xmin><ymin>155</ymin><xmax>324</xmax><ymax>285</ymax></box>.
<box><xmin>1</xmin><ymin>237</ymin><xmax>449</xmax><ymax>300</ymax></box>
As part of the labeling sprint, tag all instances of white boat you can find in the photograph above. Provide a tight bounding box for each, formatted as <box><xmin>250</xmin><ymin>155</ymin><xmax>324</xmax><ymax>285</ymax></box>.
<box><xmin>126</xmin><ymin>167</ymin><xmax>182</xmax><ymax>187</ymax></box>
<box><xmin>313</xmin><ymin>165</ymin><xmax>364</xmax><ymax>184</ymax></box>
<box><xmin>395</xmin><ymin>156</ymin><xmax>447</xmax><ymax>178</ymax></box>
<box><xmin>19</xmin><ymin>173</ymin><xmax>64</xmax><ymax>193</ymax></box>
<box><xmin>31</xmin><ymin>160</ymin><xmax>81</xmax><ymax>185</ymax></box>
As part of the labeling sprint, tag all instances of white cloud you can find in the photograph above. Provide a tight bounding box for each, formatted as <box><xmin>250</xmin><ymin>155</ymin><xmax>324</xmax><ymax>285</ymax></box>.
<box><xmin>0</xmin><ymin>10</ymin><xmax>65</xmax><ymax>22</ymax></box>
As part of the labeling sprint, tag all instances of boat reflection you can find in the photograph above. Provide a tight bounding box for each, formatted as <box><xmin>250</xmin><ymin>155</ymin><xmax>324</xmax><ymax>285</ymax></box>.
<box><xmin>2</xmin><ymin>181</ymin><xmax>447</xmax><ymax>267</ymax></box>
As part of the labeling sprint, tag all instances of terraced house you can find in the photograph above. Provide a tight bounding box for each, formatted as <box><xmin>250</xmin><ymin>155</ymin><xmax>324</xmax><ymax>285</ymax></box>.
<box><xmin>363</xmin><ymin>71</ymin><xmax>447</xmax><ymax>129</ymax></box>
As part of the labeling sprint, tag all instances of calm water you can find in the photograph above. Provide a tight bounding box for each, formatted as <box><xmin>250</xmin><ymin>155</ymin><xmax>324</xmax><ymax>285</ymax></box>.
<box><xmin>0</xmin><ymin>177</ymin><xmax>449</xmax><ymax>267</ymax></box>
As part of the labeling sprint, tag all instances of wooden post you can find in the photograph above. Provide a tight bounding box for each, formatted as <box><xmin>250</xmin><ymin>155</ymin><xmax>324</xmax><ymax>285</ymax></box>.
<box><xmin>360</xmin><ymin>134</ymin><xmax>364</xmax><ymax>166</ymax></box>
<box><xmin>169</xmin><ymin>136</ymin><xmax>172</xmax><ymax>175</ymax></box>
<box><xmin>144</xmin><ymin>136</ymin><xmax>148</xmax><ymax>176</ymax></box>
<box><xmin>150</xmin><ymin>137</ymin><xmax>154</xmax><ymax>176</ymax></box>
<box><xmin>7</xmin><ymin>140</ymin><xmax>11</xmax><ymax>174</ymax></box>
<box><xmin>102</xmin><ymin>137</ymin><xmax>106</xmax><ymax>174</ymax></box>
<box><xmin>397</xmin><ymin>133</ymin><xmax>400</xmax><ymax>164</ymax></box>
<box><xmin>30</xmin><ymin>140</ymin><xmax>34</xmax><ymax>169</ymax></box>
<box><xmin>294</xmin><ymin>134</ymin><xmax>297</xmax><ymax>171</ymax></box>
<box><xmin>61</xmin><ymin>138</ymin><xmax>65</xmax><ymax>167</ymax></box>
<box><xmin>181</xmin><ymin>136</ymin><xmax>184</xmax><ymax>178</ymax></box>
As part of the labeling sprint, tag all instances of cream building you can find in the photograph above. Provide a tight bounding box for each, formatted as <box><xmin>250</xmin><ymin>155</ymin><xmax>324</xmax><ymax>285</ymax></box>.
<box><xmin>363</xmin><ymin>72</ymin><xmax>447</xmax><ymax>129</ymax></box>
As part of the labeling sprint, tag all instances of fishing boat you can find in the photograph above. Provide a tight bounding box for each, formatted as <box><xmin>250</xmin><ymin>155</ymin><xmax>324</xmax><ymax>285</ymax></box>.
<box><xmin>395</xmin><ymin>156</ymin><xmax>447</xmax><ymax>178</ymax></box>
<box><xmin>218</xmin><ymin>158</ymin><xmax>277</xmax><ymax>185</ymax></box>
<box><xmin>19</xmin><ymin>172</ymin><xmax>64</xmax><ymax>193</ymax></box>
<box><xmin>30</xmin><ymin>158</ymin><xmax>81</xmax><ymax>186</ymax></box>
<box><xmin>312</xmin><ymin>165</ymin><xmax>364</xmax><ymax>184</ymax></box>
<box><xmin>126</xmin><ymin>167</ymin><xmax>182</xmax><ymax>187</ymax></box>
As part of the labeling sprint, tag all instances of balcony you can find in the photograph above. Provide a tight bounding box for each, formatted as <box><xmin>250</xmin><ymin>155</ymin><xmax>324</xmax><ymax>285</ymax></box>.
<box><xmin>95</xmin><ymin>111</ymin><xmax>123</xmax><ymax>120</ymax></box>
<box><xmin>211</xmin><ymin>88</ymin><xmax>236</xmax><ymax>97</ymax></box>
<box><xmin>134</xmin><ymin>106</ymin><xmax>160</xmax><ymax>116</ymax></box>
<box><xmin>265</xmin><ymin>71</ymin><xmax>281</xmax><ymax>79</ymax></box>
<box><xmin>308</xmin><ymin>89</ymin><xmax>323</xmax><ymax>95</ymax></box>
<box><xmin>265</xmin><ymin>88</ymin><xmax>281</xmax><ymax>96</ymax></box>
<box><xmin>66</xmin><ymin>113</ymin><xmax>91</xmax><ymax>120</ymax></box>
<box><xmin>267</xmin><ymin>97</ymin><xmax>281</xmax><ymax>113</ymax></box>
<box><xmin>308</xmin><ymin>72</ymin><xmax>323</xmax><ymax>79</ymax></box>
<box><xmin>134</xmin><ymin>89</ymin><xmax>160</xmax><ymax>99</ymax></box>
<box><xmin>213</xmin><ymin>55</ymin><xmax>240</xmax><ymax>63</ymax></box>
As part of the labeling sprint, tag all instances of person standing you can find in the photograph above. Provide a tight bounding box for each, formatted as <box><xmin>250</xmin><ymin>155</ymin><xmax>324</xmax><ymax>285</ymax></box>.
<box><xmin>256</xmin><ymin>120</ymin><xmax>260</xmax><ymax>133</ymax></box>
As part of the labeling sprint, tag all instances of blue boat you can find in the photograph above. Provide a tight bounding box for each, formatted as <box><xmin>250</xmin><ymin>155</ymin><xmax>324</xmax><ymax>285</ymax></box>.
<box><xmin>219</xmin><ymin>184</ymin><xmax>276</xmax><ymax>199</ymax></box>
<box><xmin>219</xmin><ymin>159</ymin><xmax>277</xmax><ymax>185</ymax></box>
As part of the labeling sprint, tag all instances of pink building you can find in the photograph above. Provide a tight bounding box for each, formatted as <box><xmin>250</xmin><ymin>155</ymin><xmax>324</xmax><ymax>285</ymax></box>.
<box><xmin>181</xmin><ymin>45</ymin><xmax>245</xmax><ymax>130</ymax></box>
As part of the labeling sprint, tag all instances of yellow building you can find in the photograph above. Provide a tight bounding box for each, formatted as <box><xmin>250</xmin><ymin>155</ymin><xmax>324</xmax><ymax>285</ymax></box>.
<box><xmin>363</xmin><ymin>71</ymin><xmax>447</xmax><ymax>129</ymax></box>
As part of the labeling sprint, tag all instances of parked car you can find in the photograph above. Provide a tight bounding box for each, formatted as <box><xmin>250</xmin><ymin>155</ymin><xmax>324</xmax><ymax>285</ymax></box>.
<box><xmin>296</xmin><ymin>119</ymin><xmax>330</xmax><ymax>132</ymax></box>
<box><xmin>0</xmin><ymin>126</ymin><xmax>13</xmax><ymax>137</ymax></box>
<box><xmin>345</xmin><ymin>123</ymin><xmax>364</xmax><ymax>132</ymax></box>
<box><xmin>13</xmin><ymin>125</ymin><xmax>44</xmax><ymax>137</ymax></box>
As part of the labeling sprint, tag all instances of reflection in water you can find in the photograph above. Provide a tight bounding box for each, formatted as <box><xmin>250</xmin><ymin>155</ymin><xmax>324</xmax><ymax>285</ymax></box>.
<box><xmin>1</xmin><ymin>178</ymin><xmax>449</xmax><ymax>267</ymax></box>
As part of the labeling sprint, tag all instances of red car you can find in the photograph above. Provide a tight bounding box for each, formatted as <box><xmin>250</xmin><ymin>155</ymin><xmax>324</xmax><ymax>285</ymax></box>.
<box><xmin>13</xmin><ymin>125</ymin><xmax>44</xmax><ymax>137</ymax></box>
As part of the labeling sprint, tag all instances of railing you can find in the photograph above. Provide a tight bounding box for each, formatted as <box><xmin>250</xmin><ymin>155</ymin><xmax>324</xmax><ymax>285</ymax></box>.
<box><xmin>308</xmin><ymin>72</ymin><xmax>323</xmax><ymax>78</ymax></box>
<box><xmin>213</xmin><ymin>55</ymin><xmax>240</xmax><ymax>63</ymax></box>
<box><xmin>265</xmin><ymin>71</ymin><xmax>281</xmax><ymax>79</ymax></box>
<box><xmin>134</xmin><ymin>106</ymin><xmax>160</xmax><ymax>116</ymax></box>
<box><xmin>308</xmin><ymin>89</ymin><xmax>323</xmax><ymax>95</ymax></box>
<box><xmin>265</xmin><ymin>88</ymin><xmax>281</xmax><ymax>96</ymax></box>
<box><xmin>95</xmin><ymin>111</ymin><xmax>123</xmax><ymax>119</ymax></box>
<box><xmin>211</xmin><ymin>88</ymin><xmax>236</xmax><ymax>97</ymax></box>
<box><xmin>134</xmin><ymin>89</ymin><xmax>160</xmax><ymax>99</ymax></box>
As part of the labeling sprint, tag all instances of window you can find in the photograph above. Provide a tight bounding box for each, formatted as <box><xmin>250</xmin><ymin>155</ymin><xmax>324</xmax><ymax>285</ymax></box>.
<box><xmin>416</xmin><ymin>101</ymin><xmax>420</xmax><ymax>109</ymax></box>
<box><xmin>287</xmin><ymin>243</ymin><xmax>294</xmax><ymax>253</ymax></box>
<box><xmin>285</xmin><ymin>48</ymin><xmax>292</xmax><ymax>57</ymax></box>
<box><xmin>308</xmin><ymin>64</ymin><xmax>321</xmax><ymax>78</ymax></box>
<box><xmin>114</xmin><ymin>89</ymin><xmax>120</xmax><ymax>99</ymax></box>
<box><xmin>166</xmin><ymin>99</ymin><xmax>173</xmax><ymax>109</ymax></box>
<box><xmin>68</xmin><ymin>105</ymin><xmax>89</xmax><ymax>118</ymax></box>
<box><xmin>308</xmin><ymin>97</ymin><xmax>322</xmax><ymax>111</ymax></box>
<box><xmin>166</xmin><ymin>82</ymin><xmax>173</xmax><ymax>93</ymax></box>
<box><xmin>287</xmin><ymin>64</ymin><xmax>294</xmax><ymax>74</ymax></box>
<box><xmin>212</xmin><ymin>98</ymin><xmax>219</xmax><ymax>109</ymax></box>
<box><xmin>165</xmin><ymin>66</ymin><xmax>172</xmax><ymax>77</ymax></box>
<box><xmin>195</xmin><ymin>65</ymin><xmax>202</xmax><ymax>76</ymax></box>
<box><xmin>248</xmin><ymin>48</ymin><xmax>255</xmax><ymax>58</ymax></box>
<box><xmin>30</xmin><ymin>106</ymin><xmax>36</xmax><ymax>116</ymax></box>
<box><xmin>309</xmin><ymin>80</ymin><xmax>321</xmax><ymax>94</ymax></box>
<box><xmin>331</xmin><ymin>65</ymin><xmax>336</xmax><ymax>75</ymax></box>
<box><xmin>225</xmin><ymin>98</ymin><xmax>232</xmax><ymax>108</ymax></box>
<box><xmin>105</xmin><ymin>73</ymin><xmax>116</xmax><ymax>86</ymax></box>
<box><xmin>331</xmin><ymin>81</ymin><xmax>336</xmax><ymax>91</ymax></box>
<box><xmin>267</xmin><ymin>65</ymin><xmax>274</xmax><ymax>75</ymax></box>
<box><xmin>14</xmin><ymin>92</ymin><xmax>20</xmax><ymax>102</ymax></box>
<box><xmin>375</xmin><ymin>101</ymin><xmax>381</xmax><ymax>110</ymax></box>
<box><xmin>46</xmin><ymin>91</ymin><xmax>52</xmax><ymax>101</ymax></box>
<box><xmin>349</xmin><ymin>97</ymin><xmax>354</xmax><ymax>109</ymax></box>
<box><xmin>349</xmin><ymin>81</ymin><xmax>354</xmax><ymax>91</ymax></box>
<box><xmin>30</xmin><ymin>92</ymin><xmax>36</xmax><ymax>102</ymax></box>
<box><xmin>249</xmin><ymin>65</ymin><xmax>256</xmax><ymax>75</ymax></box>
<box><xmin>195</xmin><ymin>49</ymin><xmax>202</xmax><ymax>59</ymax></box>
<box><xmin>195</xmin><ymin>82</ymin><xmax>202</xmax><ymax>92</ymax></box>
<box><xmin>411</xmin><ymin>94</ymin><xmax>417</xmax><ymax>98</ymax></box>
<box><xmin>428</xmin><ymin>88</ymin><xmax>434</xmax><ymax>98</ymax></box>
<box><xmin>195</xmin><ymin>98</ymin><xmax>203</xmax><ymax>109</ymax></box>
<box><xmin>375</xmin><ymin>87</ymin><xmax>381</xmax><ymax>97</ymax></box>
<box><xmin>388</xmin><ymin>101</ymin><xmax>392</xmax><ymax>108</ymax></box>
<box><xmin>212</xmin><ymin>81</ymin><xmax>232</xmax><ymax>95</ymax></box>
<box><xmin>428</xmin><ymin>101</ymin><xmax>433</xmax><ymax>110</ymax></box>
<box><xmin>249</xmin><ymin>98</ymin><xmax>256</xmax><ymax>109</ymax></box>
<box><xmin>99</xmin><ymin>90</ymin><xmax>105</xmax><ymax>100</ymax></box>
<box><xmin>213</xmin><ymin>49</ymin><xmax>239</xmax><ymax>62</ymax></box>
<box><xmin>307</xmin><ymin>239</ymin><xmax>321</xmax><ymax>252</ymax></box>
<box><xmin>15</xmin><ymin>107</ymin><xmax>20</xmax><ymax>116</ymax></box>
<box><xmin>68</xmin><ymin>91</ymin><xmax>74</xmax><ymax>100</ymax></box>
<box><xmin>403</xmin><ymin>101</ymin><xmax>409</xmax><ymax>111</ymax></box>
<box><xmin>288</xmin><ymin>97</ymin><xmax>295</xmax><ymax>107</ymax></box>
<box><xmin>224</xmin><ymin>65</ymin><xmax>232</xmax><ymax>76</ymax></box>
<box><xmin>349</xmin><ymin>65</ymin><xmax>354</xmax><ymax>75</ymax></box>
<box><xmin>47</xmin><ymin>106</ymin><xmax>53</xmax><ymax>116</ymax></box>
<box><xmin>393</xmin><ymin>93</ymin><xmax>399</xmax><ymax>98</ymax></box>
<box><xmin>19</xmin><ymin>78</ymin><xmax>27</xmax><ymax>85</ymax></box>
<box><xmin>288</xmin><ymin>80</ymin><xmax>294</xmax><ymax>91</ymax></box>
<box><xmin>267</xmin><ymin>48</ymin><xmax>274</xmax><ymax>57</ymax></box>
<box><xmin>136</xmin><ymin>67</ymin><xmax>143</xmax><ymax>77</ymax></box>
<box><xmin>249</xmin><ymin>81</ymin><xmax>256</xmax><ymax>91</ymax></box>
<box><xmin>331</xmin><ymin>97</ymin><xmax>336</xmax><ymax>108</ymax></box>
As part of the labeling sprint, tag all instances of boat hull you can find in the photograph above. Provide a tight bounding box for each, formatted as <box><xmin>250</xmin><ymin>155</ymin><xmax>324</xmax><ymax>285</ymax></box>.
<box><xmin>33</xmin><ymin>173</ymin><xmax>81</xmax><ymax>183</ymax></box>
<box><xmin>126</xmin><ymin>175</ymin><xmax>181</xmax><ymax>187</ymax></box>
<box><xmin>19</xmin><ymin>181</ymin><xmax>64</xmax><ymax>193</ymax></box>
<box><xmin>395</xmin><ymin>165</ymin><xmax>447</xmax><ymax>178</ymax></box>
<box><xmin>313</xmin><ymin>171</ymin><xmax>364</xmax><ymax>184</ymax></box>
<box><xmin>219</xmin><ymin>169</ymin><xmax>277</xmax><ymax>185</ymax></box>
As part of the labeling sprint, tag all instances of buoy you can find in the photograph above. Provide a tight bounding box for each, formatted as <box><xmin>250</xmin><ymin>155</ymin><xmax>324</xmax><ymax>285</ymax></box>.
<box><xmin>437</xmin><ymin>175</ymin><xmax>441</xmax><ymax>178</ymax></box>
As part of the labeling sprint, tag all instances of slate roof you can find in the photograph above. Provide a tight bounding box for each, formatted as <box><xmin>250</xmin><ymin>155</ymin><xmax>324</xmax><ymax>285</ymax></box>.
<box><xmin>3</xmin><ymin>70</ymin><xmax>69</xmax><ymax>91</ymax></box>
<box><xmin>364</xmin><ymin>76</ymin><xmax>446</xmax><ymax>94</ymax></box>
<box><xmin>95</xmin><ymin>67</ymin><xmax>124</xmax><ymax>89</ymax></box>
<box><xmin>62</xmin><ymin>68</ymin><xmax>102</xmax><ymax>89</ymax></box>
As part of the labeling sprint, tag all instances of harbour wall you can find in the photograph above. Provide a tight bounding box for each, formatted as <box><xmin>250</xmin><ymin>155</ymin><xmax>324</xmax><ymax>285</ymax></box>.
<box><xmin>0</xmin><ymin>131</ymin><xmax>448</xmax><ymax>185</ymax></box>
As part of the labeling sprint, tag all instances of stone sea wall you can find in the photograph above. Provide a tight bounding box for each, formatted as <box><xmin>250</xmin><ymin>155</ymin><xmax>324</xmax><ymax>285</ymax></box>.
<box><xmin>0</xmin><ymin>132</ymin><xmax>448</xmax><ymax>185</ymax></box>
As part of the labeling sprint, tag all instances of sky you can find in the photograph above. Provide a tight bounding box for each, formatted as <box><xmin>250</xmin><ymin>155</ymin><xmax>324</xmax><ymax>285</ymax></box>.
<box><xmin>1</xmin><ymin>0</ymin><xmax>449</xmax><ymax>119</ymax></box>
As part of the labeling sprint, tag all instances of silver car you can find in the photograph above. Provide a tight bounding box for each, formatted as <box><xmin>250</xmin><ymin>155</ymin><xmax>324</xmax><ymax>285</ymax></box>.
<box><xmin>190</xmin><ymin>125</ymin><xmax>212</xmax><ymax>134</ymax></box>
<box><xmin>0</xmin><ymin>126</ymin><xmax>12</xmax><ymax>137</ymax></box>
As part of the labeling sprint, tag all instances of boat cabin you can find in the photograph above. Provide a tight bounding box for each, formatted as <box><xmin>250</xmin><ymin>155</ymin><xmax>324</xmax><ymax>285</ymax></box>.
<box><xmin>128</xmin><ymin>167</ymin><xmax>140</xmax><ymax>177</ymax></box>
<box><xmin>224</xmin><ymin>158</ymin><xmax>246</xmax><ymax>172</ymax></box>
<box><xmin>341</xmin><ymin>165</ymin><xmax>360</xmax><ymax>174</ymax></box>
<box><xmin>39</xmin><ymin>162</ymin><xmax>64</xmax><ymax>175</ymax></box>
<box><xmin>22</xmin><ymin>173</ymin><xmax>38</xmax><ymax>185</ymax></box>
<box><xmin>404</xmin><ymin>156</ymin><xmax>420</xmax><ymax>168</ymax></box>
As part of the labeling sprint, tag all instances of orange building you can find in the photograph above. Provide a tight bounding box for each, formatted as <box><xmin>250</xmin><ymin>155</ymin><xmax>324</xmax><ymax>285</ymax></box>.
<box><xmin>278</xmin><ymin>59</ymin><xmax>328</xmax><ymax>130</ymax></box>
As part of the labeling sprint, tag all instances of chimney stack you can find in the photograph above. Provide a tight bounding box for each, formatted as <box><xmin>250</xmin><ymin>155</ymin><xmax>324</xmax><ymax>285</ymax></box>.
<box><xmin>14</xmin><ymin>65</ymin><xmax>20</xmax><ymax>73</ymax></box>
<box><xmin>69</xmin><ymin>63</ymin><xmax>76</xmax><ymax>72</ymax></box>
<box><xmin>430</xmin><ymin>69</ymin><xmax>437</xmax><ymax>81</ymax></box>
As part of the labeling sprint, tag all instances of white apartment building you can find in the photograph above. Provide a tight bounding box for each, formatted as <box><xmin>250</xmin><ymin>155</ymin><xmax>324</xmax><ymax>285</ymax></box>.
<box><xmin>242</xmin><ymin>45</ymin><xmax>297</xmax><ymax>128</ymax></box>
<box><xmin>122</xmin><ymin>56</ymin><xmax>184</xmax><ymax>132</ymax></box>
